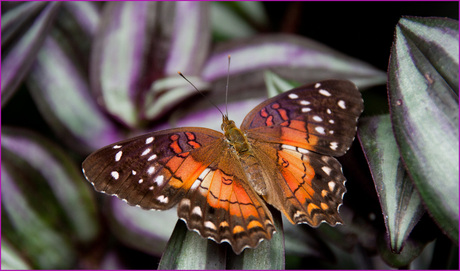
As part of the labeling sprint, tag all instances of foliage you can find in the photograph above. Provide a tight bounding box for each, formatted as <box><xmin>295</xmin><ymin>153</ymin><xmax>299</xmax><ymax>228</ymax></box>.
<box><xmin>1</xmin><ymin>2</ymin><xmax>458</xmax><ymax>269</ymax></box>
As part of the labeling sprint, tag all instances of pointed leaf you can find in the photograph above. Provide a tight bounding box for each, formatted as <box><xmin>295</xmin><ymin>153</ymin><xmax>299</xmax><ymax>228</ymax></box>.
<box><xmin>143</xmin><ymin>2</ymin><xmax>211</xmax><ymax>121</ymax></box>
<box><xmin>1</xmin><ymin>2</ymin><xmax>47</xmax><ymax>46</ymax></box>
<box><xmin>359</xmin><ymin>115</ymin><xmax>425</xmax><ymax>252</ymax></box>
<box><xmin>143</xmin><ymin>76</ymin><xmax>210</xmax><ymax>121</ymax></box>
<box><xmin>264</xmin><ymin>70</ymin><xmax>299</xmax><ymax>97</ymax></box>
<box><xmin>158</xmin><ymin>220</ymin><xmax>227</xmax><ymax>270</ymax></box>
<box><xmin>1</xmin><ymin>2</ymin><xmax>61</xmax><ymax>107</ymax></box>
<box><xmin>92</xmin><ymin>2</ymin><xmax>211</xmax><ymax>126</ymax></box>
<box><xmin>202</xmin><ymin>34</ymin><xmax>386</xmax><ymax>104</ymax></box>
<box><xmin>210</xmin><ymin>2</ymin><xmax>257</xmax><ymax>40</ymax></box>
<box><xmin>91</xmin><ymin>1</ymin><xmax>158</xmax><ymax>127</ymax></box>
<box><xmin>62</xmin><ymin>2</ymin><xmax>100</xmax><ymax>37</ymax></box>
<box><xmin>388</xmin><ymin>16</ymin><xmax>459</xmax><ymax>242</ymax></box>
<box><xmin>27</xmin><ymin>36</ymin><xmax>122</xmax><ymax>153</ymax></box>
<box><xmin>1</xmin><ymin>127</ymin><xmax>100</xmax><ymax>244</ymax></box>
<box><xmin>162</xmin><ymin>2</ymin><xmax>210</xmax><ymax>76</ymax></box>
<box><xmin>1</xmin><ymin>239</ymin><xmax>32</xmax><ymax>270</ymax></box>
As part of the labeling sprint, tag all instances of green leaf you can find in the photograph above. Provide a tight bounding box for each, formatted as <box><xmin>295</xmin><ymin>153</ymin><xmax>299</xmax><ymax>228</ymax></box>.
<box><xmin>159</xmin><ymin>209</ymin><xmax>285</xmax><ymax>269</ymax></box>
<box><xmin>2</xmin><ymin>152</ymin><xmax>76</xmax><ymax>269</ymax></box>
<box><xmin>2</xmin><ymin>127</ymin><xmax>100</xmax><ymax>245</ymax></box>
<box><xmin>359</xmin><ymin>115</ymin><xmax>425</xmax><ymax>253</ymax></box>
<box><xmin>203</xmin><ymin>34</ymin><xmax>387</xmax><ymax>104</ymax></box>
<box><xmin>27</xmin><ymin>36</ymin><xmax>122</xmax><ymax>153</ymax></box>
<box><xmin>158</xmin><ymin>220</ymin><xmax>227</xmax><ymax>270</ymax></box>
<box><xmin>1</xmin><ymin>239</ymin><xmax>32</xmax><ymax>270</ymax></box>
<box><xmin>1</xmin><ymin>2</ymin><xmax>61</xmax><ymax>107</ymax></box>
<box><xmin>263</xmin><ymin>70</ymin><xmax>299</xmax><ymax>97</ymax></box>
<box><xmin>388</xmin><ymin>16</ymin><xmax>459</xmax><ymax>242</ymax></box>
<box><xmin>211</xmin><ymin>2</ymin><xmax>259</xmax><ymax>41</ymax></box>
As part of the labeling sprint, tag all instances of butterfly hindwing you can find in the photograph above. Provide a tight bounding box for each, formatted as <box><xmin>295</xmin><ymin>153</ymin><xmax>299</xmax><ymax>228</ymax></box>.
<box><xmin>241</xmin><ymin>80</ymin><xmax>364</xmax><ymax>156</ymax></box>
<box><xmin>247</xmin><ymin>141</ymin><xmax>346</xmax><ymax>227</ymax></box>
<box><xmin>177</xmin><ymin>146</ymin><xmax>275</xmax><ymax>254</ymax></box>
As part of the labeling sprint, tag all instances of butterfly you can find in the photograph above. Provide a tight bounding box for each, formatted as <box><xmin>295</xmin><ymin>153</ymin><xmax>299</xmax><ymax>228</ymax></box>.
<box><xmin>82</xmin><ymin>79</ymin><xmax>364</xmax><ymax>254</ymax></box>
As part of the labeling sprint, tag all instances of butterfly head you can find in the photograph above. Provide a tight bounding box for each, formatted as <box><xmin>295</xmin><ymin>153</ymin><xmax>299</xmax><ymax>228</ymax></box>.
<box><xmin>221</xmin><ymin>115</ymin><xmax>234</xmax><ymax>131</ymax></box>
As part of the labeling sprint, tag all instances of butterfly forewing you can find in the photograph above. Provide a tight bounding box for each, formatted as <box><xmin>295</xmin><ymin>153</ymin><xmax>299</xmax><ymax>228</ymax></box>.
<box><xmin>241</xmin><ymin>80</ymin><xmax>364</xmax><ymax>156</ymax></box>
<box><xmin>82</xmin><ymin>128</ymin><xmax>223</xmax><ymax>209</ymax></box>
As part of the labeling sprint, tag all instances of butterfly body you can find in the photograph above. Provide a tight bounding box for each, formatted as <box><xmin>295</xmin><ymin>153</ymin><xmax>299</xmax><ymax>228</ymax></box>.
<box><xmin>82</xmin><ymin>80</ymin><xmax>364</xmax><ymax>254</ymax></box>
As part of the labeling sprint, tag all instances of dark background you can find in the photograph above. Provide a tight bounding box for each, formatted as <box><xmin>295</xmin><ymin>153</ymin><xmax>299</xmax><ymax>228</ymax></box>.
<box><xmin>265</xmin><ymin>1</ymin><xmax>458</xmax><ymax>72</ymax></box>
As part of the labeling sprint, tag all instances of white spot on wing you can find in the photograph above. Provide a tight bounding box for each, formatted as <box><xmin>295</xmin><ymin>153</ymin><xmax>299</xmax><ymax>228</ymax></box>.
<box><xmin>338</xmin><ymin>100</ymin><xmax>346</xmax><ymax>109</ymax></box>
<box><xmin>181</xmin><ymin>198</ymin><xmax>191</xmax><ymax>207</ymax></box>
<box><xmin>330</xmin><ymin>142</ymin><xmax>338</xmax><ymax>150</ymax></box>
<box><xmin>319</xmin><ymin>89</ymin><xmax>331</xmax><ymax>96</ymax></box>
<box><xmin>146</xmin><ymin>137</ymin><xmax>154</xmax><ymax>144</ymax></box>
<box><xmin>113</xmin><ymin>145</ymin><xmax>122</xmax><ymax>149</ymax></box>
<box><xmin>315</xmin><ymin>83</ymin><xmax>321</xmax><ymax>88</ymax></box>
<box><xmin>301</xmin><ymin>107</ymin><xmax>311</xmax><ymax>112</ymax></box>
<box><xmin>205</xmin><ymin>221</ymin><xmax>217</xmax><ymax>230</ymax></box>
<box><xmin>328</xmin><ymin>181</ymin><xmax>336</xmax><ymax>191</ymax></box>
<box><xmin>298</xmin><ymin>147</ymin><xmax>309</xmax><ymax>154</ymax></box>
<box><xmin>315</xmin><ymin>126</ymin><xmax>326</xmax><ymax>134</ymax></box>
<box><xmin>147</xmin><ymin>166</ymin><xmax>155</xmax><ymax>175</ymax></box>
<box><xmin>312</xmin><ymin>116</ymin><xmax>323</xmax><ymax>122</ymax></box>
<box><xmin>155</xmin><ymin>175</ymin><xmax>164</xmax><ymax>186</ymax></box>
<box><xmin>138</xmin><ymin>179</ymin><xmax>144</xmax><ymax>184</ymax></box>
<box><xmin>199</xmin><ymin>168</ymin><xmax>211</xmax><ymax>180</ymax></box>
<box><xmin>148</xmin><ymin>154</ymin><xmax>157</xmax><ymax>161</ymax></box>
<box><xmin>288</xmin><ymin>93</ymin><xmax>299</xmax><ymax>99</ymax></box>
<box><xmin>141</xmin><ymin>148</ymin><xmax>151</xmax><ymax>156</ymax></box>
<box><xmin>192</xmin><ymin>206</ymin><xmax>202</xmax><ymax>217</ymax></box>
<box><xmin>190</xmin><ymin>179</ymin><xmax>200</xmax><ymax>191</ymax></box>
<box><xmin>115</xmin><ymin>151</ymin><xmax>123</xmax><ymax>162</ymax></box>
<box><xmin>322</xmin><ymin>166</ymin><xmax>332</xmax><ymax>175</ymax></box>
<box><xmin>111</xmin><ymin>171</ymin><xmax>119</xmax><ymax>180</ymax></box>
<box><xmin>132</xmin><ymin>170</ymin><xmax>137</xmax><ymax>175</ymax></box>
<box><xmin>157</xmin><ymin>195</ymin><xmax>169</xmax><ymax>203</ymax></box>
<box><xmin>327</xmin><ymin>109</ymin><xmax>332</xmax><ymax>114</ymax></box>
<box><xmin>281</xmin><ymin>144</ymin><xmax>296</xmax><ymax>151</ymax></box>
<box><xmin>329</xmin><ymin>119</ymin><xmax>335</xmax><ymax>124</ymax></box>
<box><xmin>300</xmin><ymin>100</ymin><xmax>310</xmax><ymax>105</ymax></box>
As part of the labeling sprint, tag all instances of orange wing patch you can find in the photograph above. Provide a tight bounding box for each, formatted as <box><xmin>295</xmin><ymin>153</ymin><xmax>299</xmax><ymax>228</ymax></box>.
<box><xmin>177</xmin><ymin>150</ymin><xmax>276</xmax><ymax>254</ymax></box>
<box><xmin>277</xmin><ymin>147</ymin><xmax>316</xmax><ymax>203</ymax></box>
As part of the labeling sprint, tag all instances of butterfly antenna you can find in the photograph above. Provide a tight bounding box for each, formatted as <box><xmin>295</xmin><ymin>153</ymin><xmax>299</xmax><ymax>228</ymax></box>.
<box><xmin>225</xmin><ymin>55</ymin><xmax>231</xmax><ymax>117</ymax></box>
<box><xmin>177</xmin><ymin>71</ymin><xmax>225</xmax><ymax>117</ymax></box>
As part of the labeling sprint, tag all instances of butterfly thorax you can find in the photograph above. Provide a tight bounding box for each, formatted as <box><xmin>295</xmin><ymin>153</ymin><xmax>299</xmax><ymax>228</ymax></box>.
<box><xmin>221</xmin><ymin>115</ymin><xmax>251</xmax><ymax>155</ymax></box>
<box><xmin>221</xmin><ymin>115</ymin><xmax>269</xmax><ymax>195</ymax></box>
